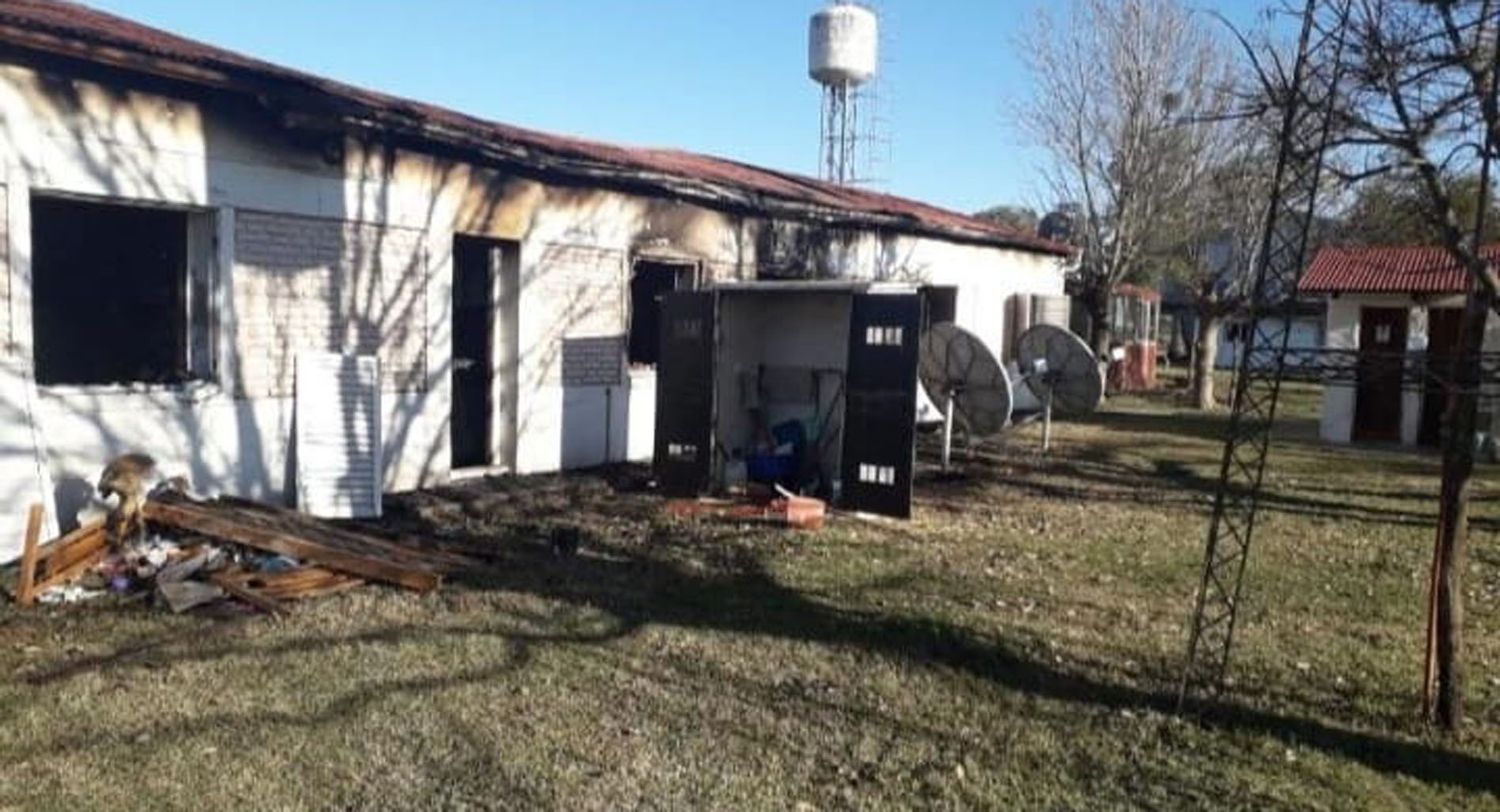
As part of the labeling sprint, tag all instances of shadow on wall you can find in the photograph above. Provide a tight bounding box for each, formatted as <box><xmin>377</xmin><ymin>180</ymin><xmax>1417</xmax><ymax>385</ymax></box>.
<box><xmin>0</xmin><ymin>68</ymin><xmax>464</xmax><ymax>525</ymax></box>
<box><xmin>5</xmin><ymin>62</ymin><xmax>693</xmax><ymax>526</ymax></box>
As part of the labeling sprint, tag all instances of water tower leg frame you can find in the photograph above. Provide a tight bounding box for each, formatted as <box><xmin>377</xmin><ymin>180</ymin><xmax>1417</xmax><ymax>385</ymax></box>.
<box><xmin>1178</xmin><ymin>0</ymin><xmax>1349</xmax><ymax>709</ymax></box>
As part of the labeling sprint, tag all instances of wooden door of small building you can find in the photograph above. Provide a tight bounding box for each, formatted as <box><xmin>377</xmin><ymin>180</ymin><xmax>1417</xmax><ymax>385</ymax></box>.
<box><xmin>1354</xmin><ymin>307</ymin><xmax>1408</xmax><ymax>443</ymax></box>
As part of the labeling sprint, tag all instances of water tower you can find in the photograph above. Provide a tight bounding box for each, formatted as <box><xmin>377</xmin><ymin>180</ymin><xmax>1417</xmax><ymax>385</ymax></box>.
<box><xmin>809</xmin><ymin>2</ymin><xmax>878</xmax><ymax>185</ymax></box>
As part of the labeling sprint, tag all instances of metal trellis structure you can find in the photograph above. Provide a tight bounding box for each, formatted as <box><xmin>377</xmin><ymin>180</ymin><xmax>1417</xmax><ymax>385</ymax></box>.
<box><xmin>1178</xmin><ymin>0</ymin><xmax>1353</xmax><ymax>707</ymax></box>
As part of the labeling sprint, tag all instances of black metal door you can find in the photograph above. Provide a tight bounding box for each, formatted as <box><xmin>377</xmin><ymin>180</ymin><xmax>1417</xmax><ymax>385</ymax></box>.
<box><xmin>840</xmin><ymin>293</ymin><xmax>921</xmax><ymax>518</ymax></box>
<box><xmin>654</xmin><ymin>291</ymin><xmax>715</xmax><ymax>495</ymax></box>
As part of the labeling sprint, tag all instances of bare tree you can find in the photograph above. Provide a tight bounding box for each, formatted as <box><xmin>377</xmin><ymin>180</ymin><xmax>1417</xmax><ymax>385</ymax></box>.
<box><xmin>1020</xmin><ymin>0</ymin><xmax>1234</xmax><ymax>354</ymax></box>
<box><xmin>1160</xmin><ymin>132</ymin><xmax>1278</xmax><ymax>409</ymax></box>
<box><xmin>1301</xmin><ymin>0</ymin><xmax>1499</xmax><ymax>730</ymax></box>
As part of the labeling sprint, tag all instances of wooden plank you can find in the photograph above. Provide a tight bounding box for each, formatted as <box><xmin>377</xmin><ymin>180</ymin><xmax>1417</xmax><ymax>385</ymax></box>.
<box><xmin>32</xmin><ymin>546</ymin><xmax>108</xmax><ymax>594</ymax></box>
<box><xmin>213</xmin><ymin>496</ymin><xmax>477</xmax><ymax>573</ymax></box>
<box><xmin>34</xmin><ymin>518</ymin><xmax>106</xmax><ymax>563</ymax></box>
<box><xmin>14</xmin><ymin>504</ymin><xmax>44</xmax><ymax>606</ymax></box>
<box><xmin>218</xmin><ymin>567</ymin><xmax>364</xmax><ymax>600</ymax></box>
<box><xmin>209</xmin><ymin>572</ymin><xmax>287</xmax><ymax>615</ymax></box>
<box><xmin>143</xmin><ymin>501</ymin><xmax>440</xmax><ymax>592</ymax></box>
<box><xmin>36</xmin><ymin>527</ymin><xmax>107</xmax><ymax>581</ymax></box>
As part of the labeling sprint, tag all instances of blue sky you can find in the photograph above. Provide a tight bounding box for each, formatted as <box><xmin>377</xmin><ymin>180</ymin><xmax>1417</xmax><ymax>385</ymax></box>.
<box><xmin>88</xmin><ymin>0</ymin><xmax>1266</xmax><ymax>215</ymax></box>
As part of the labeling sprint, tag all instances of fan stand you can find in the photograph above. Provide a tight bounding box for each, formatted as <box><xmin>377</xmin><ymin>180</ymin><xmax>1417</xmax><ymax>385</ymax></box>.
<box><xmin>941</xmin><ymin>387</ymin><xmax>961</xmax><ymax>473</ymax></box>
<box><xmin>1041</xmin><ymin>386</ymin><xmax>1055</xmax><ymax>453</ymax></box>
<box><xmin>1014</xmin><ymin>358</ymin><xmax>1054</xmax><ymax>455</ymax></box>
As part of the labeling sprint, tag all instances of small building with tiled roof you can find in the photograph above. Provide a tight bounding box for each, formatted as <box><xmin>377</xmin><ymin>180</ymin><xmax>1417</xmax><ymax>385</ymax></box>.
<box><xmin>1298</xmin><ymin>244</ymin><xmax>1500</xmax><ymax>447</ymax></box>
<box><xmin>0</xmin><ymin>1</ymin><xmax>1071</xmax><ymax>551</ymax></box>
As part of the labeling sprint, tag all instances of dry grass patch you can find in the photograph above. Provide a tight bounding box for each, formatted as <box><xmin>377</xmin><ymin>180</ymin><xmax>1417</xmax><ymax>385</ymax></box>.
<box><xmin>1</xmin><ymin>382</ymin><xmax>1497</xmax><ymax>809</ymax></box>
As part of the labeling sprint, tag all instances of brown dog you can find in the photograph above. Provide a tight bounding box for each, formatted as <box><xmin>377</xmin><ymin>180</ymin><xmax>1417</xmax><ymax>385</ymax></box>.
<box><xmin>98</xmin><ymin>452</ymin><xmax>157</xmax><ymax>546</ymax></box>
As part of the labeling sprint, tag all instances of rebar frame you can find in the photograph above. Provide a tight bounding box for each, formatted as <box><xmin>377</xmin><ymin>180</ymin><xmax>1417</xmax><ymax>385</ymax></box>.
<box><xmin>1178</xmin><ymin>0</ymin><xmax>1352</xmax><ymax>708</ymax></box>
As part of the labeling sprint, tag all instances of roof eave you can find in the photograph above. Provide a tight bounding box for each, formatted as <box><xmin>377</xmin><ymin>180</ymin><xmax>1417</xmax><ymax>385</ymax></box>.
<box><xmin>0</xmin><ymin>17</ymin><xmax>1072</xmax><ymax>257</ymax></box>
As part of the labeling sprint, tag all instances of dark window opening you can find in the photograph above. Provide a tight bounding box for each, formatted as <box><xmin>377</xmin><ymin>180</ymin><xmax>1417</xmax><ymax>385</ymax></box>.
<box><xmin>32</xmin><ymin>196</ymin><xmax>210</xmax><ymax>386</ymax></box>
<box><xmin>628</xmin><ymin>260</ymin><xmax>697</xmax><ymax>366</ymax></box>
<box><xmin>921</xmin><ymin>285</ymin><xmax>958</xmax><ymax>329</ymax></box>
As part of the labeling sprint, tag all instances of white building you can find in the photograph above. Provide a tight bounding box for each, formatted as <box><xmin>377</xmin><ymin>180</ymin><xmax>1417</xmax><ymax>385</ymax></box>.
<box><xmin>0</xmin><ymin>1</ymin><xmax>1070</xmax><ymax>552</ymax></box>
<box><xmin>1213</xmin><ymin>309</ymin><xmax>1324</xmax><ymax>371</ymax></box>
<box><xmin>1300</xmin><ymin>244</ymin><xmax>1500</xmax><ymax>446</ymax></box>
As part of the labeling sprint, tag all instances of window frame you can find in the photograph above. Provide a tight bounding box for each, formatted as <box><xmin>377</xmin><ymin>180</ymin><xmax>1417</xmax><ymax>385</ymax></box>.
<box><xmin>28</xmin><ymin>192</ymin><xmax>221</xmax><ymax>394</ymax></box>
<box><xmin>626</xmin><ymin>256</ymin><xmax>702</xmax><ymax>369</ymax></box>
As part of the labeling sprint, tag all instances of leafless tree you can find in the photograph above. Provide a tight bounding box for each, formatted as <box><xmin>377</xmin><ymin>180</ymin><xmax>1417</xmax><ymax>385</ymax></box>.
<box><xmin>1020</xmin><ymin>0</ymin><xmax>1234</xmax><ymax>354</ymax></box>
<box><xmin>1154</xmin><ymin>99</ymin><xmax>1280</xmax><ymax>410</ymax></box>
<box><xmin>1300</xmin><ymin>0</ymin><xmax>1499</xmax><ymax>730</ymax></box>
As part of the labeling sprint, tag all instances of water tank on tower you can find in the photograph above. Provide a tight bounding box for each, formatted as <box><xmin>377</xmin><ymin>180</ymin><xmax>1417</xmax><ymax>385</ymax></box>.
<box><xmin>809</xmin><ymin>3</ymin><xmax>878</xmax><ymax>87</ymax></box>
<box><xmin>809</xmin><ymin>2</ymin><xmax>879</xmax><ymax>185</ymax></box>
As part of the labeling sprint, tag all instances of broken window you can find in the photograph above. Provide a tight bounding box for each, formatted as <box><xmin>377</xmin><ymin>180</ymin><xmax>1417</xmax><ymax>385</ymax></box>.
<box><xmin>628</xmin><ymin>259</ymin><xmax>698</xmax><ymax>367</ymax></box>
<box><xmin>921</xmin><ymin>285</ymin><xmax>957</xmax><ymax>328</ymax></box>
<box><xmin>31</xmin><ymin>196</ymin><xmax>214</xmax><ymax>386</ymax></box>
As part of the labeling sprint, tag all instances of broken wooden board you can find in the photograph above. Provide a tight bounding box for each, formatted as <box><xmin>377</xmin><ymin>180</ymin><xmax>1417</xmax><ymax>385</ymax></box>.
<box><xmin>215</xmin><ymin>567</ymin><xmax>363</xmax><ymax>601</ymax></box>
<box><xmin>12</xmin><ymin>518</ymin><xmax>110</xmax><ymax>605</ymax></box>
<box><xmin>142</xmin><ymin>500</ymin><xmax>442</xmax><ymax>592</ymax></box>
<box><xmin>13</xmin><ymin>504</ymin><xmax>43</xmax><ymax>606</ymax></box>
<box><xmin>209</xmin><ymin>572</ymin><xmax>287</xmax><ymax>615</ymax></box>
<box><xmin>213</xmin><ymin>496</ymin><xmax>478</xmax><ymax>574</ymax></box>
<box><xmin>34</xmin><ymin>520</ymin><xmax>108</xmax><ymax>577</ymax></box>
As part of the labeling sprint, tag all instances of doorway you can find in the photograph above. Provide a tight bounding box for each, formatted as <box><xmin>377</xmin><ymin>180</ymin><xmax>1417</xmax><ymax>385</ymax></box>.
<box><xmin>1419</xmin><ymin>308</ymin><xmax>1464</xmax><ymax>447</ymax></box>
<box><xmin>1353</xmin><ymin>306</ymin><xmax>1408</xmax><ymax>443</ymax></box>
<box><xmin>451</xmin><ymin>235</ymin><xmax>519</xmax><ymax>471</ymax></box>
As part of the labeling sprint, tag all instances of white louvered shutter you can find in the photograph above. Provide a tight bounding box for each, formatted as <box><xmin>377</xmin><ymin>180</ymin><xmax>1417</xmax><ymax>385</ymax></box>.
<box><xmin>295</xmin><ymin>352</ymin><xmax>383</xmax><ymax>518</ymax></box>
<box><xmin>1031</xmin><ymin>294</ymin><xmax>1071</xmax><ymax>329</ymax></box>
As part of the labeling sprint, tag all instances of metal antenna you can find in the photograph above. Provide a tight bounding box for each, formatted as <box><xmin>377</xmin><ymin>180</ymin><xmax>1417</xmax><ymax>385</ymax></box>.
<box><xmin>1178</xmin><ymin>0</ymin><xmax>1353</xmax><ymax>709</ymax></box>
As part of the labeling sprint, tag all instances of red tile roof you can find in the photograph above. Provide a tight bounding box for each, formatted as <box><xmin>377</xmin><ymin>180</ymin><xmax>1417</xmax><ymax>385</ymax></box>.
<box><xmin>1298</xmin><ymin>244</ymin><xmax>1500</xmax><ymax>294</ymax></box>
<box><xmin>0</xmin><ymin>0</ymin><xmax>1071</xmax><ymax>256</ymax></box>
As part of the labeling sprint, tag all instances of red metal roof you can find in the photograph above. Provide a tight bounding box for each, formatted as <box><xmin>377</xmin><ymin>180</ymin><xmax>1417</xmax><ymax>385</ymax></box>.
<box><xmin>0</xmin><ymin>0</ymin><xmax>1071</xmax><ymax>257</ymax></box>
<box><xmin>1112</xmin><ymin>283</ymin><xmax>1160</xmax><ymax>302</ymax></box>
<box><xmin>1299</xmin><ymin>244</ymin><xmax>1500</xmax><ymax>294</ymax></box>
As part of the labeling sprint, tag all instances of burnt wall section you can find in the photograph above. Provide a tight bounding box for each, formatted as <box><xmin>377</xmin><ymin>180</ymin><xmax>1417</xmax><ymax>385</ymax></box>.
<box><xmin>232</xmin><ymin>210</ymin><xmax>427</xmax><ymax>398</ymax></box>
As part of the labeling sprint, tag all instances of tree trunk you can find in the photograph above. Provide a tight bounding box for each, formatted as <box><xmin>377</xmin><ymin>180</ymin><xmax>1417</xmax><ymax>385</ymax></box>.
<box><xmin>1088</xmin><ymin>290</ymin><xmax>1113</xmax><ymax>358</ymax></box>
<box><xmin>1193</xmin><ymin>314</ymin><xmax>1222</xmax><ymax>410</ymax></box>
<box><xmin>1427</xmin><ymin>289</ymin><xmax>1490</xmax><ymax>730</ymax></box>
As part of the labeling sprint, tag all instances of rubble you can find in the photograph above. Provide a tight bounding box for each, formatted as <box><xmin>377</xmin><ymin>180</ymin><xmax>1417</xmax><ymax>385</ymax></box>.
<box><xmin>665</xmin><ymin>486</ymin><xmax>827</xmax><ymax>531</ymax></box>
<box><xmin>7</xmin><ymin>483</ymin><xmax>475</xmax><ymax>614</ymax></box>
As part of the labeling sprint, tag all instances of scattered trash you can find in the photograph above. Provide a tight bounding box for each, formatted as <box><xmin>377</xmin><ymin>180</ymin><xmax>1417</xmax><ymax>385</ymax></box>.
<box><xmin>35</xmin><ymin>584</ymin><xmax>107</xmax><ymax>605</ymax></box>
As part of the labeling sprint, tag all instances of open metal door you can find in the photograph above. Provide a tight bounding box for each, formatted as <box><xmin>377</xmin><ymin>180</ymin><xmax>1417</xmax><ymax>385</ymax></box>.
<box><xmin>840</xmin><ymin>293</ymin><xmax>921</xmax><ymax>517</ymax></box>
<box><xmin>653</xmin><ymin>291</ymin><xmax>716</xmax><ymax>495</ymax></box>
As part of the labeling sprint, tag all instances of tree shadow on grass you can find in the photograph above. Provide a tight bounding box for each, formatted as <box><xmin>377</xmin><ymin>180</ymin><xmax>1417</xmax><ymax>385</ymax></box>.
<box><xmin>929</xmin><ymin>424</ymin><xmax>1500</xmax><ymax>534</ymax></box>
<box><xmin>9</xmin><ymin>468</ymin><xmax>1497</xmax><ymax>798</ymax></box>
<box><xmin>462</xmin><ymin>525</ymin><xmax>1498</xmax><ymax>795</ymax></box>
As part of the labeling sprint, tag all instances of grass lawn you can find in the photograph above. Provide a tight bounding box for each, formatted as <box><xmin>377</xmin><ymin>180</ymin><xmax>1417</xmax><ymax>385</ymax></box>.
<box><xmin>2</xmin><ymin>379</ymin><xmax>1498</xmax><ymax>810</ymax></box>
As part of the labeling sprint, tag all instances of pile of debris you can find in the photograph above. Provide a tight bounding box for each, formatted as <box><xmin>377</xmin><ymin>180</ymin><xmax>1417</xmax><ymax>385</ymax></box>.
<box><xmin>9</xmin><ymin>492</ymin><xmax>471</xmax><ymax>614</ymax></box>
